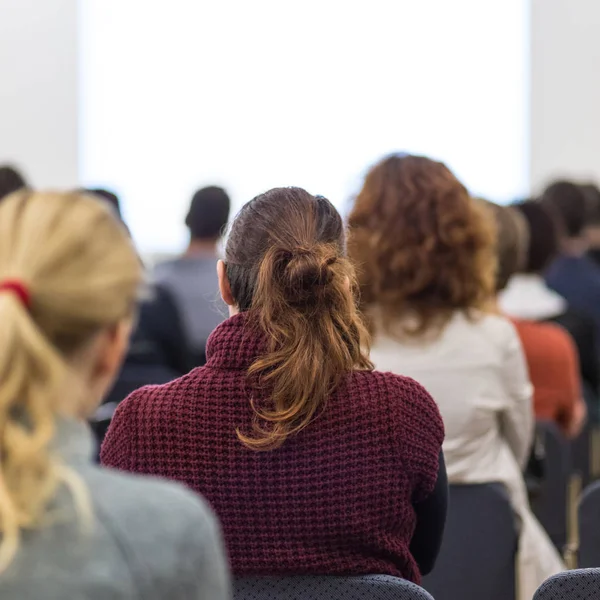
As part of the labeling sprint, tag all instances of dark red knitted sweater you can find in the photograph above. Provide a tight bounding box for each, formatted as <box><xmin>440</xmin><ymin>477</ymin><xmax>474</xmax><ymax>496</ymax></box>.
<box><xmin>101</xmin><ymin>313</ymin><xmax>444</xmax><ymax>583</ymax></box>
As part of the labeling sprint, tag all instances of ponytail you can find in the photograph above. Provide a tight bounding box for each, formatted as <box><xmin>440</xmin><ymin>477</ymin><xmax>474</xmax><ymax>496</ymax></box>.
<box><xmin>0</xmin><ymin>191</ymin><xmax>141</xmax><ymax>569</ymax></box>
<box><xmin>226</xmin><ymin>188</ymin><xmax>373</xmax><ymax>450</ymax></box>
<box><xmin>0</xmin><ymin>293</ymin><xmax>69</xmax><ymax>569</ymax></box>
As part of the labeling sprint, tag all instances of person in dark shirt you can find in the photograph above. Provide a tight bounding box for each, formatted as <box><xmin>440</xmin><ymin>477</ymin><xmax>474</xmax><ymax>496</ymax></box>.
<box><xmin>501</xmin><ymin>199</ymin><xmax>599</xmax><ymax>421</ymax></box>
<box><xmin>542</xmin><ymin>181</ymin><xmax>600</xmax><ymax>344</ymax></box>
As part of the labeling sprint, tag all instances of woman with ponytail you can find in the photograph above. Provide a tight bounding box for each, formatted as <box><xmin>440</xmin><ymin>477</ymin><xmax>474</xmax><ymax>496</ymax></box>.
<box><xmin>0</xmin><ymin>191</ymin><xmax>229</xmax><ymax>599</ymax></box>
<box><xmin>102</xmin><ymin>187</ymin><xmax>446</xmax><ymax>583</ymax></box>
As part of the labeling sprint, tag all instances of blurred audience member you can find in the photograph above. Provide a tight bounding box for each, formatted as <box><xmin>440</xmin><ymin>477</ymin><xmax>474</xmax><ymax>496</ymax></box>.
<box><xmin>501</xmin><ymin>200</ymin><xmax>599</xmax><ymax>414</ymax></box>
<box><xmin>0</xmin><ymin>165</ymin><xmax>27</xmax><ymax>201</ymax></box>
<box><xmin>488</xmin><ymin>201</ymin><xmax>586</xmax><ymax>438</ymax></box>
<box><xmin>84</xmin><ymin>187</ymin><xmax>123</xmax><ymax>219</ymax></box>
<box><xmin>103</xmin><ymin>187</ymin><xmax>446</xmax><ymax>584</ymax></box>
<box><xmin>582</xmin><ymin>183</ymin><xmax>600</xmax><ymax>267</ymax></box>
<box><xmin>155</xmin><ymin>186</ymin><xmax>230</xmax><ymax>366</ymax></box>
<box><xmin>0</xmin><ymin>190</ymin><xmax>229</xmax><ymax>599</ymax></box>
<box><xmin>348</xmin><ymin>154</ymin><xmax>564</xmax><ymax>599</ymax></box>
<box><xmin>542</xmin><ymin>181</ymin><xmax>600</xmax><ymax>339</ymax></box>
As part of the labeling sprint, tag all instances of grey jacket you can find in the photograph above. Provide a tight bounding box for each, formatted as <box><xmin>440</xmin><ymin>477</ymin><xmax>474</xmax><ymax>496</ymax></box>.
<box><xmin>0</xmin><ymin>419</ymin><xmax>231</xmax><ymax>600</ymax></box>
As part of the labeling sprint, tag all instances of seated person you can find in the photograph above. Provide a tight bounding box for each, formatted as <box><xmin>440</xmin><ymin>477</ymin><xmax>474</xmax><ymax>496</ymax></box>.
<box><xmin>102</xmin><ymin>187</ymin><xmax>446</xmax><ymax>585</ymax></box>
<box><xmin>486</xmin><ymin>201</ymin><xmax>586</xmax><ymax>438</ymax></box>
<box><xmin>582</xmin><ymin>183</ymin><xmax>600</xmax><ymax>267</ymax></box>
<box><xmin>348</xmin><ymin>153</ymin><xmax>564</xmax><ymax>600</ymax></box>
<box><xmin>542</xmin><ymin>181</ymin><xmax>600</xmax><ymax>342</ymax></box>
<box><xmin>501</xmin><ymin>200</ymin><xmax>600</xmax><ymax>420</ymax></box>
<box><xmin>0</xmin><ymin>164</ymin><xmax>27</xmax><ymax>201</ymax></box>
<box><xmin>0</xmin><ymin>190</ymin><xmax>229</xmax><ymax>599</ymax></box>
<box><xmin>155</xmin><ymin>186</ymin><xmax>230</xmax><ymax>366</ymax></box>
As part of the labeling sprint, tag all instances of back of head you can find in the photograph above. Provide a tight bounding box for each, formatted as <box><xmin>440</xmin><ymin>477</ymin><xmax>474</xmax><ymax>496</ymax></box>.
<box><xmin>85</xmin><ymin>188</ymin><xmax>122</xmax><ymax>219</ymax></box>
<box><xmin>186</xmin><ymin>186</ymin><xmax>231</xmax><ymax>241</ymax></box>
<box><xmin>512</xmin><ymin>200</ymin><xmax>559</xmax><ymax>273</ymax></box>
<box><xmin>478</xmin><ymin>200</ymin><xmax>528</xmax><ymax>292</ymax></box>
<box><xmin>225</xmin><ymin>187</ymin><xmax>372</xmax><ymax>450</ymax></box>
<box><xmin>0</xmin><ymin>166</ymin><xmax>27</xmax><ymax>201</ymax></box>
<box><xmin>541</xmin><ymin>180</ymin><xmax>588</xmax><ymax>238</ymax></box>
<box><xmin>348</xmin><ymin>153</ymin><xmax>496</xmax><ymax>336</ymax></box>
<box><xmin>0</xmin><ymin>190</ymin><xmax>142</xmax><ymax>569</ymax></box>
<box><xmin>581</xmin><ymin>183</ymin><xmax>600</xmax><ymax>227</ymax></box>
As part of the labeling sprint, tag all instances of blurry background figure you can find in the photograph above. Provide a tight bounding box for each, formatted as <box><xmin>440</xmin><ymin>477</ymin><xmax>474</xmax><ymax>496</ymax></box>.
<box><xmin>348</xmin><ymin>153</ymin><xmax>564</xmax><ymax>599</ymax></box>
<box><xmin>0</xmin><ymin>165</ymin><xmax>27</xmax><ymax>201</ymax></box>
<box><xmin>582</xmin><ymin>183</ymin><xmax>600</xmax><ymax>267</ymax></box>
<box><xmin>154</xmin><ymin>186</ymin><xmax>230</xmax><ymax>366</ymax></box>
<box><xmin>542</xmin><ymin>181</ymin><xmax>600</xmax><ymax>341</ymax></box>
<box><xmin>487</xmin><ymin>200</ymin><xmax>587</xmax><ymax>439</ymax></box>
<box><xmin>84</xmin><ymin>187</ymin><xmax>122</xmax><ymax>219</ymax></box>
<box><xmin>85</xmin><ymin>188</ymin><xmax>192</xmax><ymax>449</ymax></box>
<box><xmin>501</xmin><ymin>200</ymin><xmax>600</xmax><ymax>421</ymax></box>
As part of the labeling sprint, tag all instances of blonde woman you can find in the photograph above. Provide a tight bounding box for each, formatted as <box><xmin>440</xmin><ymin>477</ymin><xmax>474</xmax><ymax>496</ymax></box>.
<box><xmin>0</xmin><ymin>191</ymin><xmax>230</xmax><ymax>599</ymax></box>
<box><xmin>348</xmin><ymin>154</ymin><xmax>565</xmax><ymax>600</ymax></box>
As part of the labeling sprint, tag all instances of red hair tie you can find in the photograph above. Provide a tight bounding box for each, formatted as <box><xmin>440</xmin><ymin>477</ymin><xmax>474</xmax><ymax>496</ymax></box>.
<box><xmin>0</xmin><ymin>280</ymin><xmax>31</xmax><ymax>309</ymax></box>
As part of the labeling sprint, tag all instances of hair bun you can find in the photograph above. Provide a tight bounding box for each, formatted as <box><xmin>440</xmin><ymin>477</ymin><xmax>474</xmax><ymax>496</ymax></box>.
<box><xmin>279</xmin><ymin>245</ymin><xmax>337</xmax><ymax>305</ymax></box>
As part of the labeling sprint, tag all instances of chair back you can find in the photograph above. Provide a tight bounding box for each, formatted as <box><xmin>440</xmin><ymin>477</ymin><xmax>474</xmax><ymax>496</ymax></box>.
<box><xmin>234</xmin><ymin>575</ymin><xmax>434</xmax><ymax>599</ymax></box>
<box><xmin>578</xmin><ymin>481</ymin><xmax>600</xmax><ymax>567</ymax></box>
<box><xmin>533</xmin><ymin>568</ymin><xmax>600</xmax><ymax>599</ymax></box>
<box><xmin>422</xmin><ymin>483</ymin><xmax>517</xmax><ymax>600</ymax></box>
<box><xmin>531</xmin><ymin>420</ymin><xmax>571</xmax><ymax>551</ymax></box>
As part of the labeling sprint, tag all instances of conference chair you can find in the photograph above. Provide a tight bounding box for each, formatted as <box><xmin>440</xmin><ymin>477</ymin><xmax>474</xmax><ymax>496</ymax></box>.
<box><xmin>422</xmin><ymin>483</ymin><xmax>517</xmax><ymax>600</ymax></box>
<box><xmin>531</xmin><ymin>421</ymin><xmax>571</xmax><ymax>551</ymax></box>
<box><xmin>233</xmin><ymin>575</ymin><xmax>435</xmax><ymax>600</ymax></box>
<box><xmin>532</xmin><ymin>568</ymin><xmax>600</xmax><ymax>600</ymax></box>
<box><xmin>578</xmin><ymin>481</ymin><xmax>600</xmax><ymax>567</ymax></box>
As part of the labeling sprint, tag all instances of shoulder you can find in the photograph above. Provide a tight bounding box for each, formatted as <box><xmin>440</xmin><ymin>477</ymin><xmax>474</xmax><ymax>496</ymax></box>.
<box><xmin>116</xmin><ymin>369</ymin><xmax>205</xmax><ymax>417</ymax></box>
<box><xmin>515</xmin><ymin>318</ymin><xmax>574</xmax><ymax>348</ymax></box>
<box><xmin>87</xmin><ymin>465</ymin><xmax>222</xmax><ymax>554</ymax></box>
<box><xmin>467</xmin><ymin>311</ymin><xmax>523</xmax><ymax>352</ymax></box>
<box><xmin>350</xmin><ymin>370</ymin><xmax>444</xmax><ymax>441</ymax></box>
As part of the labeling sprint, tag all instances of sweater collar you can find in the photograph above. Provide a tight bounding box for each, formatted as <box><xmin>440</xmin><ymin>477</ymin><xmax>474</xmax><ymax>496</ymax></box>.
<box><xmin>205</xmin><ymin>312</ymin><xmax>266</xmax><ymax>370</ymax></box>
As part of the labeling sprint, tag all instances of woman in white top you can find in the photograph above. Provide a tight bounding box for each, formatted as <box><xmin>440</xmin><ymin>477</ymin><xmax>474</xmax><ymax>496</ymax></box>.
<box><xmin>348</xmin><ymin>154</ymin><xmax>564</xmax><ymax>600</ymax></box>
<box><xmin>0</xmin><ymin>191</ymin><xmax>229</xmax><ymax>599</ymax></box>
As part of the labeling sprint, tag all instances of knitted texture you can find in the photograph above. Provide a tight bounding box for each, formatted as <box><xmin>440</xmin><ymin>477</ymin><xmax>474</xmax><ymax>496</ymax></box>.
<box><xmin>101</xmin><ymin>313</ymin><xmax>444</xmax><ymax>584</ymax></box>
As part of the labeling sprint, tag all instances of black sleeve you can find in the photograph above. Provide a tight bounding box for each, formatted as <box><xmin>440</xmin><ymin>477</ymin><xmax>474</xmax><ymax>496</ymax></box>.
<box><xmin>148</xmin><ymin>285</ymin><xmax>194</xmax><ymax>375</ymax></box>
<box><xmin>409</xmin><ymin>451</ymin><xmax>448</xmax><ymax>576</ymax></box>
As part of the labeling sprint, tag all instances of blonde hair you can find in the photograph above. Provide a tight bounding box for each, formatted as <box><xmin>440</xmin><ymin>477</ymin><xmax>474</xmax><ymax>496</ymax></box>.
<box><xmin>0</xmin><ymin>190</ymin><xmax>142</xmax><ymax>570</ymax></box>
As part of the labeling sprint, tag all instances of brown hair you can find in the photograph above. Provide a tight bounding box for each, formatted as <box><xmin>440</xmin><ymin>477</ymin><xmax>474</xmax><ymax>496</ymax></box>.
<box><xmin>225</xmin><ymin>187</ymin><xmax>372</xmax><ymax>450</ymax></box>
<box><xmin>348</xmin><ymin>154</ymin><xmax>496</xmax><ymax>337</ymax></box>
<box><xmin>478</xmin><ymin>199</ymin><xmax>528</xmax><ymax>291</ymax></box>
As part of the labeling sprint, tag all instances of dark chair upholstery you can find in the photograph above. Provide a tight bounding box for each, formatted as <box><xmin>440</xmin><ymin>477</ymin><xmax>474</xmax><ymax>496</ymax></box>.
<box><xmin>422</xmin><ymin>483</ymin><xmax>517</xmax><ymax>600</ymax></box>
<box><xmin>233</xmin><ymin>576</ymin><xmax>434</xmax><ymax>599</ymax></box>
<box><xmin>531</xmin><ymin>421</ymin><xmax>571</xmax><ymax>551</ymax></box>
<box><xmin>578</xmin><ymin>481</ymin><xmax>600</xmax><ymax>567</ymax></box>
<box><xmin>533</xmin><ymin>568</ymin><xmax>600</xmax><ymax>599</ymax></box>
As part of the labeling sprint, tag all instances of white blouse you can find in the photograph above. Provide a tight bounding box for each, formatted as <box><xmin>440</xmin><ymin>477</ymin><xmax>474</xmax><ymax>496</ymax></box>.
<box><xmin>369</xmin><ymin>310</ymin><xmax>534</xmax><ymax>485</ymax></box>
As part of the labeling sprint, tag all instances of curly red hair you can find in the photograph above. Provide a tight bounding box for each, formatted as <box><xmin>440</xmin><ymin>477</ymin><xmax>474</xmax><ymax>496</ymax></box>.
<box><xmin>348</xmin><ymin>154</ymin><xmax>496</xmax><ymax>336</ymax></box>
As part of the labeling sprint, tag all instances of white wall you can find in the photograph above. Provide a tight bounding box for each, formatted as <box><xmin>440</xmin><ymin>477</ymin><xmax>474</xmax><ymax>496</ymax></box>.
<box><xmin>530</xmin><ymin>0</ymin><xmax>600</xmax><ymax>192</ymax></box>
<box><xmin>3</xmin><ymin>0</ymin><xmax>600</xmax><ymax>203</ymax></box>
<box><xmin>80</xmin><ymin>0</ymin><xmax>528</xmax><ymax>254</ymax></box>
<box><xmin>0</xmin><ymin>0</ymin><xmax>79</xmax><ymax>188</ymax></box>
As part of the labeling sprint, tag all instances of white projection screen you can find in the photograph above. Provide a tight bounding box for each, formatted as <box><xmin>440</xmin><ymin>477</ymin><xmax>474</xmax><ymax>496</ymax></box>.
<box><xmin>80</xmin><ymin>0</ymin><xmax>529</xmax><ymax>255</ymax></box>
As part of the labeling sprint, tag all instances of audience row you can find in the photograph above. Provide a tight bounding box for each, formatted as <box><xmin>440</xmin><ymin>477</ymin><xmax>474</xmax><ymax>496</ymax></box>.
<box><xmin>1</xmin><ymin>158</ymin><xmax>600</xmax><ymax>599</ymax></box>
